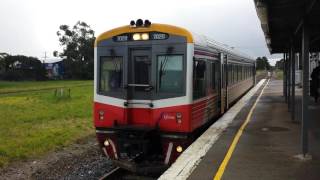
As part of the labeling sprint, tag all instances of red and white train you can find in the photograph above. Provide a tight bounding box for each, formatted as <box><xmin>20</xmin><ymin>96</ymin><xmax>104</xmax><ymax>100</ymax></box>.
<box><xmin>94</xmin><ymin>19</ymin><xmax>255</xmax><ymax>174</ymax></box>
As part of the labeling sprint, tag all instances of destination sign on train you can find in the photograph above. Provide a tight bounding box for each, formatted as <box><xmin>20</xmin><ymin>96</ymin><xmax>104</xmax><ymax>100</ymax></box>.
<box><xmin>113</xmin><ymin>32</ymin><xmax>169</xmax><ymax>42</ymax></box>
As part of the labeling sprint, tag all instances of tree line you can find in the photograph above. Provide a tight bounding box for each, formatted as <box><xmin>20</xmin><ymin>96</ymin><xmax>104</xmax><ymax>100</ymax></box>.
<box><xmin>0</xmin><ymin>53</ymin><xmax>46</xmax><ymax>81</ymax></box>
<box><xmin>256</xmin><ymin>56</ymin><xmax>271</xmax><ymax>70</ymax></box>
<box><xmin>0</xmin><ymin>21</ymin><xmax>95</xmax><ymax>81</ymax></box>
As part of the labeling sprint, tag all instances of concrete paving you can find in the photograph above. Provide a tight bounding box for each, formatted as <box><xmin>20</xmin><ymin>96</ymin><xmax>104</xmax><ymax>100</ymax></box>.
<box><xmin>188</xmin><ymin>80</ymin><xmax>320</xmax><ymax>180</ymax></box>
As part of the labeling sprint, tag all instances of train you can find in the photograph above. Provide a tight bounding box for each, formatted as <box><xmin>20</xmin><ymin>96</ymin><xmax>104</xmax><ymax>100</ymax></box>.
<box><xmin>93</xmin><ymin>19</ymin><xmax>255</xmax><ymax>175</ymax></box>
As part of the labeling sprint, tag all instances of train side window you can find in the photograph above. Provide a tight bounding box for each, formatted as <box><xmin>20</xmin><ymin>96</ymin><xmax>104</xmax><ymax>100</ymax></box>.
<box><xmin>232</xmin><ymin>65</ymin><xmax>235</xmax><ymax>84</ymax></box>
<box><xmin>193</xmin><ymin>60</ymin><xmax>206</xmax><ymax>99</ymax></box>
<box><xmin>240</xmin><ymin>65</ymin><xmax>242</xmax><ymax>81</ymax></box>
<box><xmin>222</xmin><ymin>64</ymin><xmax>226</xmax><ymax>88</ymax></box>
<box><xmin>240</xmin><ymin>66</ymin><xmax>242</xmax><ymax>81</ymax></box>
<box><xmin>246</xmin><ymin>66</ymin><xmax>248</xmax><ymax>79</ymax></box>
<box><xmin>157</xmin><ymin>55</ymin><xmax>183</xmax><ymax>93</ymax></box>
<box><xmin>99</xmin><ymin>56</ymin><xmax>123</xmax><ymax>93</ymax></box>
<box><xmin>238</xmin><ymin>65</ymin><xmax>240</xmax><ymax>81</ymax></box>
<box><xmin>211</xmin><ymin>62</ymin><xmax>216</xmax><ymax>90</ymax></box>
<box><xmin>228</xmin><ymin>64</ymin><xmax>232</xmax><ymax>85</ymax></box>
<box><xmin>216</xmin><ymin>62</ymin><xmax>220</xmax><ymax>88</ymax></box>
<box><xmin>236</xmin><ymin>65</ymin><xmax>238</xmax><ymax>82</ymax></box>
<box><xmin>234</xmin><ymin>65</ymin><xmax>237</xmax><ymax>83</ymax></box>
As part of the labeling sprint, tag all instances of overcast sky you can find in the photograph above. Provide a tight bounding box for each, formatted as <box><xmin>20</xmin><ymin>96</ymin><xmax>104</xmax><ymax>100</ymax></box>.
<box><xmin>0</xmin><ymin>0</ymin><xmax>281</xmax><ymax>65</ymax></box>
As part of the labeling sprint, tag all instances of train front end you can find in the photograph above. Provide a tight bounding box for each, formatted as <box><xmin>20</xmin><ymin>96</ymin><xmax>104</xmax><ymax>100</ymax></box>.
<box><xmin>93</xmin><ymin>21</ymin><xmax>194</xmax><ymax>174</ymax></box>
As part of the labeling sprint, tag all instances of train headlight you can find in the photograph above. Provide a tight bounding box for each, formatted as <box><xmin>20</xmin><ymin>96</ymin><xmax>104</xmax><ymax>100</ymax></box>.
<box><xmin>133</xmin><ymin>33</ymin><xmax>141</xmax><ymax>40</ymax></box>
<box><xmin>141</xmin><ymin>33</ymin><xmax>149</xmax><ymax>40</ymax></box>
<box><xmin>176</xmin><ymin>146</ymin><xmax>183</xmax><ymax>153</ymax></box>
<box><xmin>104</xmin><ymin>139</ymin><xmax>110</xmax><ymax>146</ymax></box>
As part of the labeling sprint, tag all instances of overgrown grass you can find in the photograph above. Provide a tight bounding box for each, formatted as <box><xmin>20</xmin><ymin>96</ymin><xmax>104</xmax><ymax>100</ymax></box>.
<box><xmin>0</xmin><ymin>80</ymin><xmax>92</xmax><ymax>94</ymax></box>
<box><xmin>0</xmin><ymin>81</ymin><xmax>94</xmax><ymax>167</ymax></box>
<box><xmin>274</xmin><ymin>69</ymin><xmax>283</xmax><ymax>80</ymax></box>
<box><xmin>256</xmin><ymin>70</ymin><xmax>267</xmax><ymax>76</ymax></box>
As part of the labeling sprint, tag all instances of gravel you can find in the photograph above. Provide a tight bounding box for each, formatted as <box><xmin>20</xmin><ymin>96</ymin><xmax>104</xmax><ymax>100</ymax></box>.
<box><xmin>0</xmin><ymin>135</ymin><xmax>114</xmax><ymax>180</ymax></box>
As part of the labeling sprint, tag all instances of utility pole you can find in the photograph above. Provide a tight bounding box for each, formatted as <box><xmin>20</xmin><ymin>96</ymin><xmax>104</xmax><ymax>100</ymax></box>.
<box><xmin>41</xmin><ymin>52</ymin><xmax>48</xmax><ymax>64</ymax></box>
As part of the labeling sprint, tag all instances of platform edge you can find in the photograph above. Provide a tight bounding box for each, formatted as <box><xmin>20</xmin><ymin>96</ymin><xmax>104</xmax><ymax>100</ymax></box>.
<box><xmin>158</xmin><ymin>79</ymin><xmax>266</xmax><ymax>180</ymax></box>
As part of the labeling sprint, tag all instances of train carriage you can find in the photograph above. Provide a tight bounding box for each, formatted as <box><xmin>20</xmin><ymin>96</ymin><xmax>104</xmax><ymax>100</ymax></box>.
<box><xmin>94</xmin><ymin>20</ymin><xmax>255</xmax><ymax>174</ymax></box>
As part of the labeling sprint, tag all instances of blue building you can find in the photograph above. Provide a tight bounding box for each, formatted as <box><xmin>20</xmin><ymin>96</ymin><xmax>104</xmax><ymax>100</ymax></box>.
<box><xmin>43</xmin><ymin>58</ymin><xmax>64</xmax><ymax>79</ymax></box>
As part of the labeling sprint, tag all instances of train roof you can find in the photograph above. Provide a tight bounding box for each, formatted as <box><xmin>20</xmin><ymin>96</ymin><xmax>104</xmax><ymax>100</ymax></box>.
<box><xmin>192</xmin><ymin>33</ymin><xmax>255</xmax><ymax>61</ymax></box>
<box><xmin>96</xmin><ymin>23</ymin><xmax>255</xmax><ymax>61</ymax></box>
<box><xmin>95</xmin><ymin>23</ymin><xmax>193</xmax><ymax>46</ymax></box>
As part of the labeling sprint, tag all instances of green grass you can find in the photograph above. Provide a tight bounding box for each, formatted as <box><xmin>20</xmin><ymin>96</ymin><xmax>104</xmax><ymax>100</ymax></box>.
<box><xmin>256</xmin><ymin>70</ymin><xmax>267</xmax><ymax>76</ymax></box>
<box><xmin>0</xmin><ymin>80</ymin><xmax>92</xmax><ymax>94</ymax></box>
<box><xmin>0</xmin><ymin>80</ymin><xmax>94</xmax><ymax>167</ymax></box>
<box><xmin>274</xmin><ymin>69</ymin><xmax>283</xmax><ymax>80</ymax></box>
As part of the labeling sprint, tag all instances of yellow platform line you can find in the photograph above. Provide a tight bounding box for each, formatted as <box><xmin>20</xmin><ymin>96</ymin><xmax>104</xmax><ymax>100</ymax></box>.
<box><xmin>214</xmin><ymin>79</ymin><xmax>270</xmax><ymax>180</ymax></box>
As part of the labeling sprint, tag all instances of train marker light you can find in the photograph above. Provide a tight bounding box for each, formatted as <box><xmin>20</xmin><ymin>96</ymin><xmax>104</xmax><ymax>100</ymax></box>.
<box><xmin>130</xmin><ymin>20</ymin><xmax>135</xmax><ymax>26</ymax></box>
<box><xmin>104</xmin><ymin>139</ymin><xmax>110</xmax><ymax>146</ymax></box>
<box><xmin>176</xmin><ymin>112</ymin><xmax>182</xmax><ymax>119</ymax></box>
<box><xmin>176</xmin><ymin>112</ymin><xmax>182</xmax><ymax>124</ymax></box>
<box><xmin>99</xmin><ymin>110</ymin><xmax>105</xmax><ymax>120</ymax></box>
<box><xmin>132</xmin><ymin>33</ymin><xmax>141</xmax><ymax>40</ymax></box>
<box><xmin>141</xmin><ymin>33</ymin><xmax>149</xmax><ymax>40</ymax></box>
<box><xmin>136</xmin><ymin>19</ymin><xmax>143</xmax><ymax>27</ymax></box>
<box><xmin>144</xmin><ymin>20</ymin><xmax>151</xmax><ymax>27</ymax></box>
<box><xmin>176</xmin><ymin>146</ymin><xmax>183</xmax><ymax>153</ymax></box>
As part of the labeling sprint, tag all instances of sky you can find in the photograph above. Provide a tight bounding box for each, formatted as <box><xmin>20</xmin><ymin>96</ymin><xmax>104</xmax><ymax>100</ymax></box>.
<box><xmin>0</xmin><ymin>0</ymin><xmax>281</xmax><ymax>65</ymax></box>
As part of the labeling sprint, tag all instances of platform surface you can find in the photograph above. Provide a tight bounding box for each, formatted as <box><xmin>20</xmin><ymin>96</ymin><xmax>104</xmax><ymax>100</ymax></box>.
<box><xmin>187</xmin><ymin>79</ymin><xmax>320</xmax><ymax>180</ymax></box>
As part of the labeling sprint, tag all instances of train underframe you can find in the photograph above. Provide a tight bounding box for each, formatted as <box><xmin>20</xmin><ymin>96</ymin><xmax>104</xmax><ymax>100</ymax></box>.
<box><xmin>95</xmin><ymin>124</ymin><xmax>207</xmax><ymax>175</ymax></box>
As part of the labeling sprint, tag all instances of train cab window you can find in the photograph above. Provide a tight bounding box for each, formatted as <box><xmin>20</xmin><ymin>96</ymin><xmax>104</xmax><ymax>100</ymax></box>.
<box><xmin>193</xmin><ymin>60</ymin><xmax>206</xmax><ymax>99</ymax></box>
<box><xmin>157</xmin><ymin>55</ymin><xmax>183</xmax><ymax>93</ymax></box>
<box><xmin>99</xmin><ymin>56</ymin><xmax>123</xmax><ymax>93</ymax></box>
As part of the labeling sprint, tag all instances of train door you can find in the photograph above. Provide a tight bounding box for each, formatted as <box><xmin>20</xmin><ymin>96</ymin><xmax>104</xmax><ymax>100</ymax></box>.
<box><xmin>220</xmin><ymin>54</ymin><xmax>228</xmax><ymax>114</ymax></box>
<box><xmin>128</xmin><ymin>49</ymin><xmax>152</xmax><ymax>100</ymax></box>
<box><xmin>225</xmin><ymin>55</ymin><xmax>229</xmax><ymax>110</ymax></box>
<box><xmin>126</xmin><ymin>48</ymin><xmax>153</xmax><ymax>125</ymax></box>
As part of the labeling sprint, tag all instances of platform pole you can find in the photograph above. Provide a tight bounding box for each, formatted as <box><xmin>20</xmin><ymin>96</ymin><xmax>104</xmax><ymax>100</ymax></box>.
<box><xmin>288</xmin><ymin>50</ymin><xmax>291</xmax><ymax>111</ymax></box>
<box><xmin>283</xmin><ymin>53</ymin><xmax>287</xmax><ymax>101</ymax></box>
<box><xmin>301</xmin><ymin>22</ymin><xmax>310</xmax><ymax>156</ymax></box>
<box><xmin>291</xmin><ymin>44</ymin><xmax>295</xmax><ymax>121</ymax></box>
<box><xmin>287</xmin><ymin>53</ymin><xmax>290</xmax><ymax>102</ymax></box>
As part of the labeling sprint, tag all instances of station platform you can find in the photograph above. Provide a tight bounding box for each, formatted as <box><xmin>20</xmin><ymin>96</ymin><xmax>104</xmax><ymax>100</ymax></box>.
<box><xmin>159</xmin><ymin>79</ymin><xmax>320</xmax><ymax>180</ymax></box>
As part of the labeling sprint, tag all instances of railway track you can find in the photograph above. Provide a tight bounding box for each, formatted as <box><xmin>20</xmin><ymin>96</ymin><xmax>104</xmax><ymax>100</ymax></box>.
<box><xmin>99</xmin><ymin>167</ymin><xmax>157</xmax><ymax>180</ymax></box>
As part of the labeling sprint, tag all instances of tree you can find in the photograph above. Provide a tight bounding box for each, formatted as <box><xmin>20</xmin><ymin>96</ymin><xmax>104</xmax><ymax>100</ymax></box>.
<box><xmin>275</xmin><ymin>59</ymin><xmax>284</xmax><ymax>70</ymax></box>
<box><xmin>55</xmin><ymin>21</ymin><xmax>95</xmax><ymax>79</ymax></box>
<box><xmin>256</xmin><ymin>56</ymin><xmax>271</xmax><ymax>70</ymax></box>
<box><xmin>0</xmin><ymin>54</ymin><xmax>46</xmax><ymax>81</ymax></box>
<box><xmin>0</xmin><ymin>53</ymin><xmax>9</xmax><ymax>75</ymax></box>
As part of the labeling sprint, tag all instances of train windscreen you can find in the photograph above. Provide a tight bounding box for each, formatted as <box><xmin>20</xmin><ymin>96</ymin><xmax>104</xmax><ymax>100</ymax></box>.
<box><xmin>99</xmin><ymin>56</ymin><xmax>123</xmax><ymax>93</ymax></box>
<box><xmin>157</xmin><ymin>55</ymin><xmax>184</xmax><ymax>93</ymax></box>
